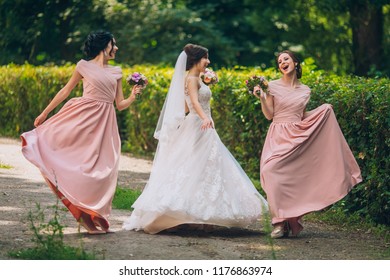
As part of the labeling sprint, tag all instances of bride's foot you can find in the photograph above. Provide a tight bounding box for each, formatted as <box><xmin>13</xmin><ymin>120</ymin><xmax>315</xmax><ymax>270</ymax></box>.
<box><xmin>165</xmin><ymin>226</ymin><xmax>181</xmax><ymax>233</ymax></box>
<box><xmin>270</xmin><ymin>222</ymin><xmax>289</xmax><ymax>239</ymax></box>
<box><xmin>203</xmin><ymin>224</ymin><xmax>216</xmax><ymax>233</ymax></box>
<box><xmin>186</xmin><ymin>224</ymin><xmax>205</xmax><ymax>231</ymax></box>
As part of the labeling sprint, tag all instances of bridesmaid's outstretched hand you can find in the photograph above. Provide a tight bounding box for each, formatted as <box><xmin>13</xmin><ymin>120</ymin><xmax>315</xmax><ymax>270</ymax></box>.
<box><xmin>34</xmin><ymin>112</ymin><xmax>48</xmax><ymax>127</ymax></box>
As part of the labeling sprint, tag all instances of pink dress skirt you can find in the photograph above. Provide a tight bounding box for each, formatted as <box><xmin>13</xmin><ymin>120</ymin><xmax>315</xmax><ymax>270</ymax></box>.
<box><xmin>260</xmin><ymin>80</ymin><xmax>362</xmax><ymax>235</ymax></box>
<box><xmin>21</xmin><ymin>60</ymin><xmax>123</xmax><ymax>229</ymax></box>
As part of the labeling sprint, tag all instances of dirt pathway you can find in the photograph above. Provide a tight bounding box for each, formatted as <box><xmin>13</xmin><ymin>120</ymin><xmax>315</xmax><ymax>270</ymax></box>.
<box><xmin>0</xmin><ymin>137</ymin><xmax>387</xmax><ymax>260</ymax></box>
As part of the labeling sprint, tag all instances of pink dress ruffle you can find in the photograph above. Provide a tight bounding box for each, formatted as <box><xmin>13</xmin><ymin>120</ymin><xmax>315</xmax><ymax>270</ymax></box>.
<box><xmin>21</xmin><ymin>60</ymin><xmax>122</xmax><ymax>229</ymax></box>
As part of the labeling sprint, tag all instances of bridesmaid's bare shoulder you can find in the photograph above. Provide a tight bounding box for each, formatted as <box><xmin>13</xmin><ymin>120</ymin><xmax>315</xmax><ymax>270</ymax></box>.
<box><xmin>299</xmin><ymin>82</ymin><xmax>311</xmax><ymax>90</ymax></box>
<box><xmin>298</xmin><ymin>82</ymin><xmax>311</xmax><ymax>94</ymax></box>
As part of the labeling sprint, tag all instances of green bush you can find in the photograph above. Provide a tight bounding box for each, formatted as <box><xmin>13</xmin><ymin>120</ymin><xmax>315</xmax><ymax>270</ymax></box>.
<box><xmin>112</xmin><ymin>187</ymin><xmax>142</xmax><ymax>210</ymax></box>
<box><xmin>0</xmin><ymin>62</ymin><xmax>388</xmax><ymax>225</ymax></box>
<box><xmin>0</xmin><ymin>64</ymin><xmax>83</xmax><ymax>135</ymax></box>
<box><xmin>302</xmin><ymin>61</ymin><xmax>390</xmax><ymax>225</ymax></box>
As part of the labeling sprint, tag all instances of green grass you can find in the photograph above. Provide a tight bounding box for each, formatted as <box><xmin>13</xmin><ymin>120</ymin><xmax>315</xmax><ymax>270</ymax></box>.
<box><xmin>112</xmin><ymin>187</ymin><xmax>142</xmax><ymax>210</ymax></box>
<box><xmin>9</xmin><ymin>243</ymin><xmax>97</xmax><ymax>260</ymax></box>
<box><xmin>0</xmin><ymin>162</ymin><xmax>12</xmax><ymax>169</ymax></box>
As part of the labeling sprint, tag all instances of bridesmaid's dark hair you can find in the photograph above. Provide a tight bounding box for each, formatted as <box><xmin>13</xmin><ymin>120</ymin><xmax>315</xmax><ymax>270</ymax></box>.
<box><xmin>83</xmin><ymin>31</ymin><xmax>115</xmax><ymax>59</ymax></box>
<box><xmin>277</xmin><ymin>50</ymin><xmax>302</xmax><ymax>79</ymax></box>
<box><xmin>183</xmin><ymin>44</ymin><xmax>208</xmax><ymax>71</ymax></box>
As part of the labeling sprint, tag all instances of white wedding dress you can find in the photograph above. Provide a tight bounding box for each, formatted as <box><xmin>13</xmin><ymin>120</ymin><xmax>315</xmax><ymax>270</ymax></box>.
<box><xmin>122</xmin><ymin>79</ymin><xmax>268</xmax><ymax>234</ymax></box>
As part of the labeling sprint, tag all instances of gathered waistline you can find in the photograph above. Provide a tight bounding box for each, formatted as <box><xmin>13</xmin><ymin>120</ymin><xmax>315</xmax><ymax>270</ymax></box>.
<box><xmin>186</xmin><ymin>111</ymin><xmax>212</xmax><ymax>118</ymax></box>
<box><xmin>272</xmin><ymin>118</ymin><xmax>302</xmax><ymax>124</ymax></box>
<box><xmin>81</xmin><ymin>96</ymin><xmax>113</xmax><ymax>104</ymax></box>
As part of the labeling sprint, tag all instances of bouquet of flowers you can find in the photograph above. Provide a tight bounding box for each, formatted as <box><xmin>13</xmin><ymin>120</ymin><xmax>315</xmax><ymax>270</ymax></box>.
<box><xmin>201</xmin><ymin>68</ymin><xmax>218</xmax><ymax>86</ymax></box>
<box><xmin>245</xmin><ymin>75</ymin><xmax>269</xmax><ymax>98</ymax></box>
<box><xmin>126</xmin><ymin>72</ymin><xmax>148</xmax><ymax>98</ymax></box>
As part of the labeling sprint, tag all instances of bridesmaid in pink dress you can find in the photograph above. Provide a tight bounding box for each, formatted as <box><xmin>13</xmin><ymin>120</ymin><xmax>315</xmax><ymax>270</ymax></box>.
<box><xmin>20</xmin><ymin>31</ymin><xmax>142</xmax><ymax>234</ymax></box>
<box><xmin>253</xmin><ymin>50</ymin><xmax>362</xmax><ymax>238</ymax></box>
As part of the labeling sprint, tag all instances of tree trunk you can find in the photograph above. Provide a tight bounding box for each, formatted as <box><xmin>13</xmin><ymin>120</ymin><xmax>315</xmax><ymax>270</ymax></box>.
<box><xmin>349</xmin><ymin>1</ymin><xmax>383</xmax><ymax>76</ymax></box>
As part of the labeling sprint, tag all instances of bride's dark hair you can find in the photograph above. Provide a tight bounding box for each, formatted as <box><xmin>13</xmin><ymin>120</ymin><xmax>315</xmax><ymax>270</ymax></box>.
<box><xmin>183</xmin><ymin>44</ymin><xmax>208</xmax><ymax>71</ymax></box>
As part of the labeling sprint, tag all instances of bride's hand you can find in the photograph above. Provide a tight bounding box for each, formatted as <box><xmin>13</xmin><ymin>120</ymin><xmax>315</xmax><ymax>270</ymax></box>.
<box><xmin>201</xmin><ymin>118</ymin><xmax>213</xmax><ymax>131</ymax></box>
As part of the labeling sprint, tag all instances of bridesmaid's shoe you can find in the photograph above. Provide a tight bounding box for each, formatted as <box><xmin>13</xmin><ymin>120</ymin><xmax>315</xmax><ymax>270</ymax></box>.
<box><xmin>93</xmin><ymin>218</ymin><xmax>113</xmax><ymax>233</ymax></box>
<box><xmin>290</xmin><ymin>226</ymin><xmax>303</xmax><ymax>237</ymax></box>
<box><xmin>79</xmin><ymin>219</ymin><xmax>106</xmax><ymax>235</ymax></box>
<box><xmin>289</xmin><ymin>219</ymin><xmax>303</xmax><ymax>237</ymax></box>
<box><xmin>87</xmin><ymin>229</ymin><xmax>107</xmax><ymax>235</ymax></box>
<box><xmin>270</xmin><ymin>222</ymin><xmax>289</xmax><ymax>239</ymax></box>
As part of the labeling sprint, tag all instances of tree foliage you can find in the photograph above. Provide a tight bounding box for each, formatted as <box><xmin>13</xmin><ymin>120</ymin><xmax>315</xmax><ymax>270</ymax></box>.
<box><xmin>0</xmin><ymin>0</ymin><xmax>106</xmax><ymax>65</ymax></box>
<box><xmin>0</xmin><ymin>0</ymin><xmax>388</xmax><ymax>75</ymax></box>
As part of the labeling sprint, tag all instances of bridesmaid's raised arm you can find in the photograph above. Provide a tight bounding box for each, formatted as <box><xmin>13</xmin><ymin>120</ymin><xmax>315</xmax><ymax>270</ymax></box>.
<box><xmin>34</xmin><ymin>70</ymin><xmax>82</xmax><ymax>127</ymax></box>
<box><xmin>115</xmin><ymin>82</ymin><xmax>141</xmax><ymax>111</ymax></box>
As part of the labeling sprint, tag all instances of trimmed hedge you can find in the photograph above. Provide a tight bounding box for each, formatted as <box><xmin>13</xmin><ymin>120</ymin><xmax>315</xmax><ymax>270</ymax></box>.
<box><xmin>1</xmin><ymin>62</ymin><xmax>389</xmax><ymax>225</ymax></box>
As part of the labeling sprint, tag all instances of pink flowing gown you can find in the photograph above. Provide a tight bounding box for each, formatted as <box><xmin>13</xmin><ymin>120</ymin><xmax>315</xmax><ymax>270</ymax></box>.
<box><xmin>260</xmin><ymin>80</ymin><xmax>362</xmax><ymax>235</ymax></box>
<box><xmin>21</xmin><ymin>59</ymin><xmax>122</xmax><ymax>229</ymax></box>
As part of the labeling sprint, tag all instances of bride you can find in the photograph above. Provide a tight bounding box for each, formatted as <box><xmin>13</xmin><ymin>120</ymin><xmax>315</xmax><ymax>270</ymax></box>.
<box><xmin>123</xmin><ymin>44</ymin><xmax>268</xmax><ymax>234</ymax></box>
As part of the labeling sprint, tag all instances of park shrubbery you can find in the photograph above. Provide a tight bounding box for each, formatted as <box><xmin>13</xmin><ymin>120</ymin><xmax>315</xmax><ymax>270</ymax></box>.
<box><xmin>0</xmin><ymin>63</ymin><xmax>388</xmax><ymax>225</ymax></box>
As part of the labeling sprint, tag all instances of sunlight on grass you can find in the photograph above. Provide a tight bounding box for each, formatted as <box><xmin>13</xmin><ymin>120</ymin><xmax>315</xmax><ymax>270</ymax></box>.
<box><xmin>112</xmin><ymin>187</ymin><xmax>142</xmax><ymax>210</ymax></box>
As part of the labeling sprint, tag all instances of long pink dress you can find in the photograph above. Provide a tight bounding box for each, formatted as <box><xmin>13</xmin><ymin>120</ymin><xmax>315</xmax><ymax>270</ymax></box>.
<box><xmin>21</xmin><ymin>59</ymin><xmax>122</xmax><ymax>229</ymax></box>
<box><xmin>260</xmin><ymin>79</ymin><xmax>362</xmax><ymax>235</ymax></box>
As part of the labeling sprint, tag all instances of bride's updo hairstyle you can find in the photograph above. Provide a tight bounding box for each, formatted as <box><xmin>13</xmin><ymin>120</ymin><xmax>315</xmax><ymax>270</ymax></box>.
<box><xmin>184</xmin><ymin>44</ymin><xmax>208</xmax><ymax>71</ymax></box>
<box><xmin>277</xmin><ymin>50</ymin><xmax>302</xmax><ymax>79</ymax></box>
<box><xmin>83</xmin><ymin>31</ymin><xmax>114</xmax><ymax>60</ymax></box>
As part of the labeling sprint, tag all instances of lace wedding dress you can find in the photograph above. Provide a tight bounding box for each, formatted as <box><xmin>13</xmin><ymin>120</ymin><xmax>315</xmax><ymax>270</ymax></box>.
<box><xmin>122</xmin><ymin>78</ymin><xmax>268</xmax><ymax>234</ymax></box>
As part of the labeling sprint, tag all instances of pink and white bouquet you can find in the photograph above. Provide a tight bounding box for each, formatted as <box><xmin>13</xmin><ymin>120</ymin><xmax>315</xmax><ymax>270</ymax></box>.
<box><xmin>126</xmin><ymin>72</ymin><xmax>148</xmax><ymax>98</ymax></box>
<box><xmin>201</xmin><ymin>68</ymin><xmax>218</xmax><ymax>86</ymax></box>
<box><xmin>126</xmin><ymin>72</ymin><xmax>148</xmax><ymax>88</ymax></box>
<box><xmin>245</xmin><ymin>75</ymin><xmax>269</xmax><ymax>98</ymax></box>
